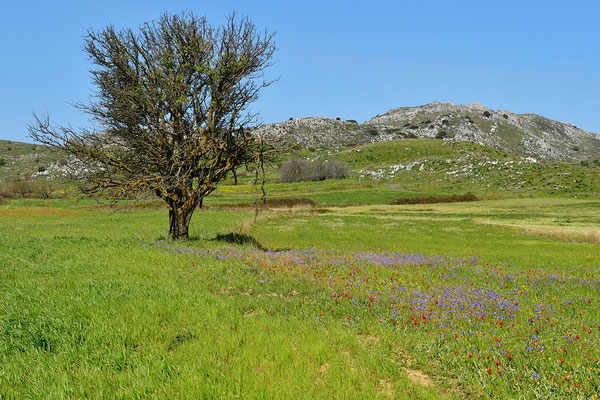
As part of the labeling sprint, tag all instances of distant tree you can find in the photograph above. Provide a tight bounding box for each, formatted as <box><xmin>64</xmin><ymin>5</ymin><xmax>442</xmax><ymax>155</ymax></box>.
<box><xmin>29</xmin><ymin>12</ymin><xmax>276</xmax><ymax>239</ymax></box>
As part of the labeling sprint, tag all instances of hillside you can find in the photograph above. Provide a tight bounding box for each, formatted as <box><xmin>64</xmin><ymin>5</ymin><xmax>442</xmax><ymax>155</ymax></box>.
<box><xmin>0</xmin><ymin>139</ymin><xmax>67</xmax><ymax>182</ymax></box>
<box><xmin>3</xmin><ymin>136</ymin><xmax>600</xmax><ymax>201</ymax></box>
<box><xmin>323</xmin><ymin>139</ymin><xmax>600</xmax><ymax>196</ymax></box>
<box><xmin>258</xmin><ymin>102</ymin><xmax>600</xmax><ymax>162</ymax></box>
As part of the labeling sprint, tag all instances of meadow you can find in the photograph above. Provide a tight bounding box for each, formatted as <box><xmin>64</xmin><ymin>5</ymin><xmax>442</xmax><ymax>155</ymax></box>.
<box><xmin>1</xmin><ymin>191</ymin><xmax>599</xmax><ymax>399</ymax></box>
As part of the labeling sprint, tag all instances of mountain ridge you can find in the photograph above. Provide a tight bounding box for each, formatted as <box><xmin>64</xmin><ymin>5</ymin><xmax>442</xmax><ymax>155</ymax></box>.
<box><xmin>257</xmin><ymin>102</ymin><xmax>600</xmax><ymax>162</ymax></box>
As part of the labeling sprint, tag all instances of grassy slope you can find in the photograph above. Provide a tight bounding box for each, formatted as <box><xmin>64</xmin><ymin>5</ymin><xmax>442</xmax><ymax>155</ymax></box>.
<box><xmin>201</xmin><ymin>139</ymin><xmax>600</xmax><ymax>207</ymax></box>
<box><xmin>3</xmin><ymin>137</ymin><xmax>600</xmax><ymax>201</ymax></box>
<box><xmin>0</xmin><ymin>139</ymin><xmax>65</xmax><ymax>181</ymax></box>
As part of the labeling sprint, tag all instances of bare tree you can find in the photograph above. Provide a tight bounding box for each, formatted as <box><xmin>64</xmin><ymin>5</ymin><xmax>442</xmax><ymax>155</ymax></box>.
<box><xmin>29</xmin><ymin>12</ymin><xmax>276</xmax><ymax>239</ymax></box>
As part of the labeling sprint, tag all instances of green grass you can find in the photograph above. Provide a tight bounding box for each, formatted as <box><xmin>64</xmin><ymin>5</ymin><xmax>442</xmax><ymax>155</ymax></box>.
<box><xmin>251</xmin><ymin>198</ymin><xmax>600</xmax><ymax>268</ymax></box>
<box><xmin>333</xmin><ymin>139</ymin><xmax>512</xmax><ymax>169</ymax></box>
<box><xmin>1</xmin><ymin>195</ymin><xmax>600</xmax><ymax>398</ymax></box>
<box><xmin>0</xmin><ymin>201</ymin><xmax>446</xmax><ymax>399</ymax></box>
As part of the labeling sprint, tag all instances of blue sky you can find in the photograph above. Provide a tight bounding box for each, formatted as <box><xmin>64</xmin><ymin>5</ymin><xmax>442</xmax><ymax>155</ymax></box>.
<box><xmin>2</xmin><ymin>0</ymin><xmax>599</xmax><ymax>143</ymax></box>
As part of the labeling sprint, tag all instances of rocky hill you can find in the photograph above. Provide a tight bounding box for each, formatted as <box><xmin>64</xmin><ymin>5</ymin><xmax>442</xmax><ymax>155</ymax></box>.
<box><xmin>257</xmin><ymin>102</ymin><xmax>600</xmax><ymax>162</ymax></box>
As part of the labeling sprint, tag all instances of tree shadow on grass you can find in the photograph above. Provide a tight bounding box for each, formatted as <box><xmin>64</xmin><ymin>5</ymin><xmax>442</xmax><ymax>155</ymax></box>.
<box><xmin>211</xmin><ymin>232</ymin><xmax>266</xmax><ymax>250</ymax></box>
<box><xmin>157</xmin><ymin>232</ymin><xmax>291</xmax><ymax>252</ymax></box>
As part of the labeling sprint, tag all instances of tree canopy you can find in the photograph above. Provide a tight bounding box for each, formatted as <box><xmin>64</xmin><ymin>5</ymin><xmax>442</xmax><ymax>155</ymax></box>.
<box><xmin>29</xmin><ymin>12</ymin><xmax>276</xmax><ymax>239</ymax></box>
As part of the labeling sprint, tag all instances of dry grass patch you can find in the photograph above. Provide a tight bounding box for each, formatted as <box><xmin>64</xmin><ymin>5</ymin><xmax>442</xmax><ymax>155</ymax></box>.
<box><xmin>514</xmin><ymin>225</ymin><xmax>600</xmax><ymax>244</ymax></box>
<box><xmin>477</xmin><ymin>220</ymin><xmax>600</xmax><ymax>244</ymax></box>
<box><xmin>403</xmin><ymin>368</ymin><xmax>433</xmax><ymax>387</ymax></box>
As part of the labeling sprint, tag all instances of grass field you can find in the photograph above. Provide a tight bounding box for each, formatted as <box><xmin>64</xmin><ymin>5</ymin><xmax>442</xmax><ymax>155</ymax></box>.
<box><xmin>1</xmin><ymin>194</ymin><xmax>599</xmax><ymax>399</ymax></box>
<box><xmin>2</xmin><ymin>137</ymin><xmax>600</xmax><ymax>399</ymax></box>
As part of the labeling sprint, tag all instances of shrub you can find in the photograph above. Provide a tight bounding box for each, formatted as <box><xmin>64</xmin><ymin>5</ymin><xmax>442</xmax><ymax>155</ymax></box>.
<box><xmin>279</xmin><ymin>159</ymin><xmax>313</xmax><ymax>183</ymax></box>
<box><xmin>390</xmin><ymin>193</ymin><xmax>479</xmax><ymax>205</ymax></box>
<box><xmin>279</xmin><ymin>159</ymin><xmax>349</xmax><ymax>183</ymax></box>
<box><xmin>0</xmin><ymin>180</ymin><xmax>57</xmax><ymax>199</ymax></box>
<box><xmin>313</xmin><ymin>159</ymin><xmax>349</xmax><ymax>181</ymax></box>
<box><xmin>0</xmin><ymin>158</ymin><xmax>5</xmax><ymax>166</ymax></box>
<box><xmin>436</xmin><ymin>130</ymin><xmax>449</xmax><ymax>139</ymax></box>
<box><xmin>483</xmin><ymin>111</ymin><xmax>492</xmax><ymax>118</ymax></box>
<box><xmin>210</xmin><ymin>197</ymin><xmax>317</xmax><ymax>210</ymax></box>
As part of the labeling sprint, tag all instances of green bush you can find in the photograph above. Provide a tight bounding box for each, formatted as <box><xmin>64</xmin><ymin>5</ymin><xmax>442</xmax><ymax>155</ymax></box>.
<box><xmin>0</xmin><ymin>180</ymin><xmax>57</xmax><ymax>199</ymax></box>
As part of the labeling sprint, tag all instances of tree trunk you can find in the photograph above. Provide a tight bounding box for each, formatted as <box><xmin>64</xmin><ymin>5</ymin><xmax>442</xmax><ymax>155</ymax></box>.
<box><xmin>167</xmin><ymin>204</ymin><xmax>195</xmax><ymax>240</ymax></box>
